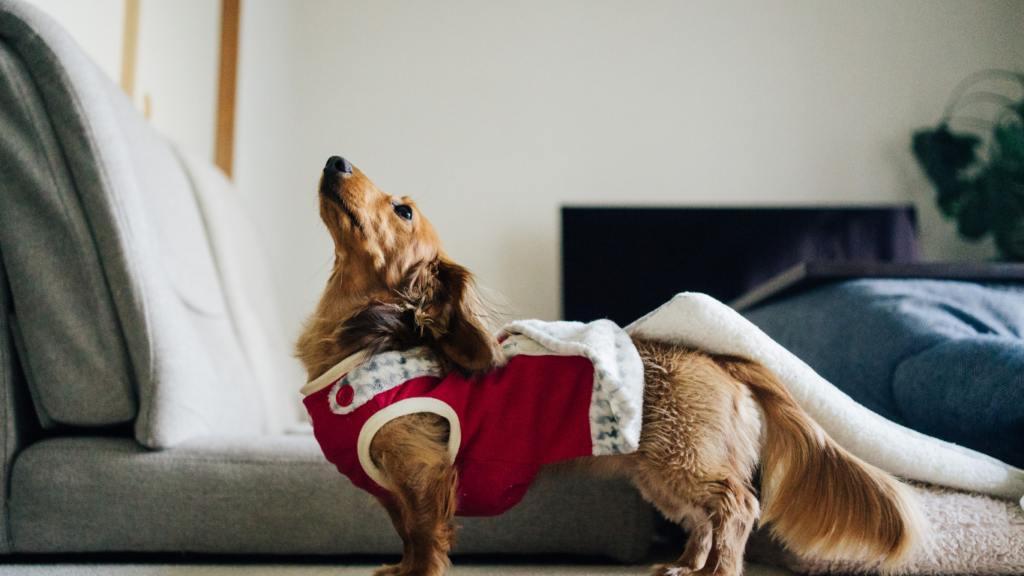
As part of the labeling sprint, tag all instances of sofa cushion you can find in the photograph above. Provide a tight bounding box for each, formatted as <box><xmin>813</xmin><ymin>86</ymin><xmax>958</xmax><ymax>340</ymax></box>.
<box><xmin>0</xmin><ymin>0</ymin><xmax>266</xmax><ymax>446</ymax></box>
<box><xmin>8</xmin><ymin>436</ymin><xmax>653</xmax><ymax>562</ymax></box>
<box><xmin>0</xmin><ymin>35</ymin><xmax>135</xmax><ymax>427</ymax></box>
<box><xmin>174</xmin><ymin>145</ymin><xmax>301</xmax><ymax>433</ymax></box>
<box><xmin>744</xmin><ymin>279</ymin><xmax>1024</xmax><ymax>468</ymax></box>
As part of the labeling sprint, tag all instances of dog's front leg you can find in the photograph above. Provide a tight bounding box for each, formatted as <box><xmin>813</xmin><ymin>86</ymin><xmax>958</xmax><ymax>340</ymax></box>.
<box><xmin>372</xmin><ymin>414</ymin><xmax>459</xmax><ymax>576</ymax></box>
<box><xmin>375</xmin><ymin>497</ymin><xmax>413</xmax><ymax>576</ymax></box>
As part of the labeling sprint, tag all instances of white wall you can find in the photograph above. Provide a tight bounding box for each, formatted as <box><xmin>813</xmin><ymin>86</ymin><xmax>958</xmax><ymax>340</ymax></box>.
<box><xmin>235</xmin><ymin>0</ymin><xmax>1024</xmax><ymax>336</ymax></box>
<box><xmin>21</xmin><ymin>0</ymin><xmax>221</xmax><ymax>163</ymax></box>
<box><xmin>135</xmin><ymin>0</ymin><xmax>221</xmax><ymax>162</ymax></box>
<box><xmin>234</xmin><ymin>0</ymin><xmax>303</xmax><ymax>322</ymax></box>
<box><xmin>21</xmin><ymin>0</ymin><xmax>125</xmax><ymax>82</ymax></box>
<box><xmin>21</xmin><ymin>0</ymin><xmax>1024</xmax><ymax>338</ymax></box>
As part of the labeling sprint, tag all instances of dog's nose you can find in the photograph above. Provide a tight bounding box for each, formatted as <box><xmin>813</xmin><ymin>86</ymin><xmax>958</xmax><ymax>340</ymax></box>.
<box><xmin>324</xmin><ymin>156</ymin><xmax>353</xmax><ymax>176</ymax></box>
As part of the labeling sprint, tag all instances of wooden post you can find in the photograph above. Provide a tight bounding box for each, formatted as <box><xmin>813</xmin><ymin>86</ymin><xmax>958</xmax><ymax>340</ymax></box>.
<box><xmin>120</xmin><ymin>0</ymin><xmax>140</xmax><ymax>98</ymax></box>
<box><xmin>215</xmin><ymin>0</ymin><xmax>240</xmax><ymax>179</ymax></box>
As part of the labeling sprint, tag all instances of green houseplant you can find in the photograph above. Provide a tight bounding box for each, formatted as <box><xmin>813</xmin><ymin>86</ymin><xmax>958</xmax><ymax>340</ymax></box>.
<box><xmin>912</xmin><ymin>70</ymin><xmax>1024</xmax><ymax>261</ymax></box>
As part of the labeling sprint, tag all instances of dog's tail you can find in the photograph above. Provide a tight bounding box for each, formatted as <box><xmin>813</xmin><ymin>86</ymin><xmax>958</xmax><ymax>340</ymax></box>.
<box><xmin>716</xmin><ymin>356</ymin><xmax>930</xmax><ymax>572</ymax></box>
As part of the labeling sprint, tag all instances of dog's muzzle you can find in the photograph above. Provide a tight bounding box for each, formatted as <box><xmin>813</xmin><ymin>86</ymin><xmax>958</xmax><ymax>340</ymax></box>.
<box><xmin>324</xmin><ymin>156</ymin><xmax>353</xmax><ymax>177</ymax></box>
<box><xmin>320</xmin><ymin>156</ymin><xmax>363</xmax><ymax>233</ymax></box>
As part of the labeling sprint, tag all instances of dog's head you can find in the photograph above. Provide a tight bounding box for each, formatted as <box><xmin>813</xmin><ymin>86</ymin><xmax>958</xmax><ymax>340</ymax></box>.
<box><xmin>312</xmin><ymin>156</ymin><xmax>500</xmax><ymax>376</ymax></box>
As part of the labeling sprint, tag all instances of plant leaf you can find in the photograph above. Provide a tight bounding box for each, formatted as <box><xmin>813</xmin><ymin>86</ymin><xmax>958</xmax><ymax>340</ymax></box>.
<box><xmin>912</xmin><ymin>125</ymin><xmax>980</xmax><ymax>192</ymax></box>
<box><xmin>994</xmin><ymin>122</ymin><xmax>1024</xmax><ymax>174</ymax></box>
<box><xmin>955</xmin><ymin>181</ymin><xmax>990</xmax><ymax>239</ymax></box>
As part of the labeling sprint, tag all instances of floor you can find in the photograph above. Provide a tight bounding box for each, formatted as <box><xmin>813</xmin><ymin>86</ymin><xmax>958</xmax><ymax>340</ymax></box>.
<box><xmin>0</xmin><ymin>563</ymin><xmax>794</xmax><ymax>576</ymax></box>
<box><xmin>1</xmin><ymin>545</ymin><xmax>795</xmax><ymax>575</ymax></box>
<box><xmin>0</xmin><ymin>566</ymin><xmax>793</xmax><ymax>576</ymax></box>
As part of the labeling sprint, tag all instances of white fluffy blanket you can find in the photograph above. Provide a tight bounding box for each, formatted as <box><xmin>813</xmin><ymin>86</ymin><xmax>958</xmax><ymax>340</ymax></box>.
<box><xmin>625</xmin><ymin>293</ymin><xmax>1024</xmax><ymax>507</ymax></box>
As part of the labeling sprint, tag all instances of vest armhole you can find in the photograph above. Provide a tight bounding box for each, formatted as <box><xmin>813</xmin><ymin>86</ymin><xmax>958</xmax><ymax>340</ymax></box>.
<box><xmin>356</xmin><ymin>397</ymin><xmax>462</xmax><ymax>490</ymax></box>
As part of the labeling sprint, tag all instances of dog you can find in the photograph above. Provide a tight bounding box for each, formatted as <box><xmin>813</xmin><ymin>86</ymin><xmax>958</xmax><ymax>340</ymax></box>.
<box><xmin>296</xmin><ymin>156</ymin><xmax>929</xmax><ymax>576</ymax></box>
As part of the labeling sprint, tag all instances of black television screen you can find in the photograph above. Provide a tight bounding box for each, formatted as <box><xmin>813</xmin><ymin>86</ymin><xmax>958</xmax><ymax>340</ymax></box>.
<box><xmin>560</xmin><ymin>206</ymin><xmax>918</xmax><ymax>325</ymax></box>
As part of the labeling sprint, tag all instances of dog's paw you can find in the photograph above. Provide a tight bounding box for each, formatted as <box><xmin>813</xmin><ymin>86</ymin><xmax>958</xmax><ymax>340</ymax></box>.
<box><xmin>372</xmin><ymin>564</ymin><xmax>404</xmax><ymax>576</ymax></box>
<box><xmin>651</xmin><ymin>564</ymin><xmax>696</xmax><ymax>576</ymax></box>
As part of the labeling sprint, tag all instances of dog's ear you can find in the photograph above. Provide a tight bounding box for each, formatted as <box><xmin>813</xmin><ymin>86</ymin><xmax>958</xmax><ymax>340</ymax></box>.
<box><xmin>410</xmin><ymin>258</ymin><xmax>500</xmax><ymax>375</ymax></box>
<box><xmin>333</xmin><ymin>302</ymin><xmax>419</xmax><ymax>359</ymax></box>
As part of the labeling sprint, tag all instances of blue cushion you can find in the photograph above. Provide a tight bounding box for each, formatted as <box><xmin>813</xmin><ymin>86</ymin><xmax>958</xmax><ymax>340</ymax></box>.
<box><xmin>744</xmin><ymin>279</ymin><xmax>1024</xmax><ymax>468</ymax></box>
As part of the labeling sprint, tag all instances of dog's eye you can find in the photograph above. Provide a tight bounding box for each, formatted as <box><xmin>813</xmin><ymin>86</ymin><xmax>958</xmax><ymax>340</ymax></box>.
<box><xmin>393</xmin><ymin>204</ymin><xmax>413</xmax><ymax>221</ymax></box>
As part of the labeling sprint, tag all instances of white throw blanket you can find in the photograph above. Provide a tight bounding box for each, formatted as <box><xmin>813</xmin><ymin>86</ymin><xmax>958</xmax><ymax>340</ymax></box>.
<box><xmin>626</xmin><ymin>293</ymin><xmax>1024</xmax><ymax>505</ymax></box>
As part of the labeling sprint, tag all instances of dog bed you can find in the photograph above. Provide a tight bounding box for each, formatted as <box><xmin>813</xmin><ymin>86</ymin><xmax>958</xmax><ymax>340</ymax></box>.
<box><xmin>745</xmin><ymin>483</ymin><xmax>1024</xmax><ymax>575</ymax></box>
<box><xmin>743</xmin><ymin>279</ymin><xmax>1024</xmax><ymax>469</ymax></box>
<box><xmin>626</xmin><ymin>293</ymin><xmax>1024</xmax><ymax>574</ymax></box>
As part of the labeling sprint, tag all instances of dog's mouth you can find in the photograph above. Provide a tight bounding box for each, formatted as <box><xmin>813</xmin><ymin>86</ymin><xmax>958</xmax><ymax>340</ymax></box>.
<box><xmin>320</xmin><ymin>180</ymin><xmax>365</xmax><ymax>235</ymax></box>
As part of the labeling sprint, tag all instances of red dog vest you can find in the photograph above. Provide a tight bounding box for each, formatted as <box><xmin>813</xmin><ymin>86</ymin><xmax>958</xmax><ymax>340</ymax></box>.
<box><xmin>302</xmin><ymin>320</ymin><xmax>644</xmax><ymax>517</ymax></box>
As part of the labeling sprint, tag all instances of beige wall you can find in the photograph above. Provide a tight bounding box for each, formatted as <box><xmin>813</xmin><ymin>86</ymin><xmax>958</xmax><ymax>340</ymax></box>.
<box><xmin>134</xmin><ymin>0</ymin><xmax>221</xmax><ymax>162</ymax></box>
<box><xmin>21</xmin><ymin>0</ymin><xmax>125</xmax><ymax>81</ymax></box>
<box><xmin>22</xmin><ymin>0</ymin><xmax>221</xmax><ymax>162</ymax></box>
<box><xmin>236</xmin><ymin>0</ymin><xmax>1024</xmax><ymax>335</ymax></box>
<box><xmin>20</xmin><ymin>0</ymin><xmax>1024</xmax><ymax>338</ymax></box>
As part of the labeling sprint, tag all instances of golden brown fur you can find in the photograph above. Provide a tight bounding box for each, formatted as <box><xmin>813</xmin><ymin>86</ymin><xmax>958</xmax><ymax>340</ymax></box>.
<box><xmin>296</xmin><ymin>160</ymin><xmax>929</xmax><ymax>576</ymax></box>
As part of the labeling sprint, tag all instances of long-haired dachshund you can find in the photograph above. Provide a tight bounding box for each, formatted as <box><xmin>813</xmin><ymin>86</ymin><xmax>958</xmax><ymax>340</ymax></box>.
<box><xmin>296</xmin><ymin>156</ymin><xmax>928</xmax><ymax>576</ymax></box>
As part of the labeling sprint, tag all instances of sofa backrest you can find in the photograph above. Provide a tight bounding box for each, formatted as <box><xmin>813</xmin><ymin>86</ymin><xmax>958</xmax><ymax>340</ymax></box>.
<box><xmin>0</xmin><ymin>249</ymin><xmax>43</xmax><ymax>555</ymax></box>
<box><xmin>0</xmin><ymin>0</ymin><xmax>293</xmax><ymax>447</ymax></box>
<box><xmin>0</xmin><ymin>34</ymin><xmax>136</xmax><ymax>428</ymax></box>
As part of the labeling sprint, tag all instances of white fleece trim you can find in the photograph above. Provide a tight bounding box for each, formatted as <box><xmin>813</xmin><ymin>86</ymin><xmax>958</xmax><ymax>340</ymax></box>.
<box><xmin>356</xmin><ymin>397</ymin><xmax>461</xmax><ymax>490</ymax></box>
<box><xmin>300</xmin><ymin>351</ymin><xmax>369</xmax><ymax>396</ymax></box>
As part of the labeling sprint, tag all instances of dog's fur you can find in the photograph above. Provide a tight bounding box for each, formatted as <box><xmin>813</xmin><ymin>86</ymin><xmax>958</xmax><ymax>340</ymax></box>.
<box><xmin>296</xmin><ymin>162</ymin><xmax>929</xmax><ymax>576</ymax></box>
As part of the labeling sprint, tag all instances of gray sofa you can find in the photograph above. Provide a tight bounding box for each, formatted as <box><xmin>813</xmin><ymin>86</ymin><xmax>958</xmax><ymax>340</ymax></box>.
<box><xmin>0</xmin><ymin>0</ymin><xmax>654</xmax><ymax>560</ymax></box>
